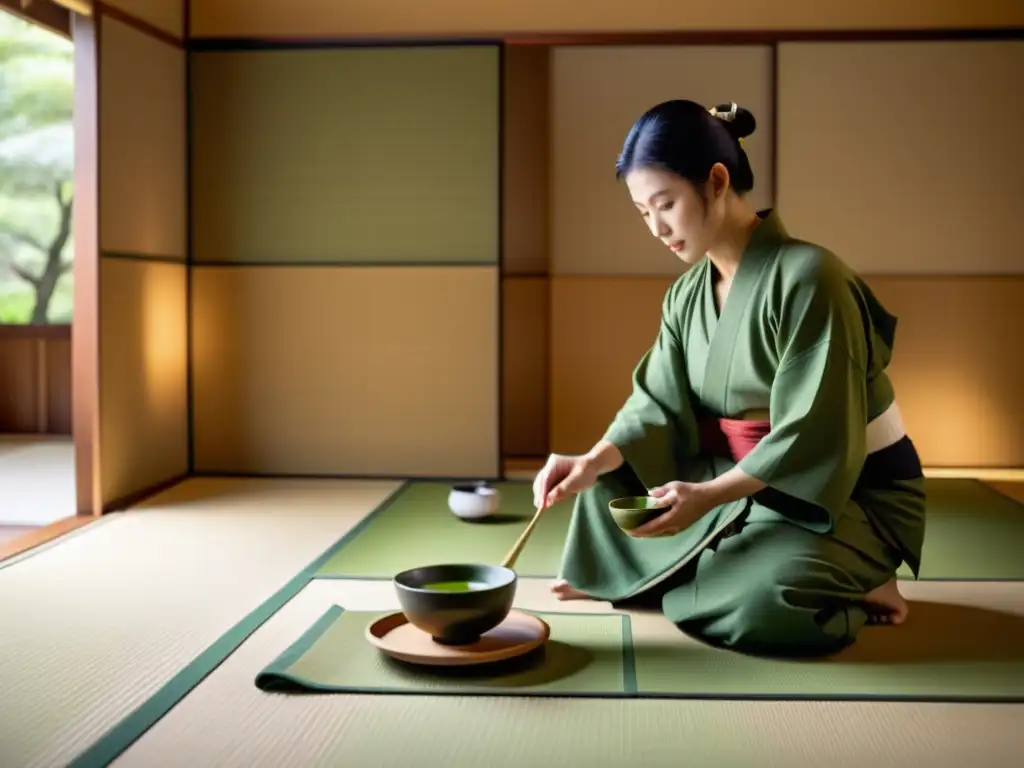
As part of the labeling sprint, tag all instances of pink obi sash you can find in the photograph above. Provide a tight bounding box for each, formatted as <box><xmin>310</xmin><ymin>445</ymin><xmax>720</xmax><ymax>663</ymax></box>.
<box><xmin>698</xmin><ymin>418</ymin><xmax>771</xmax><ymax>461</ymax></box>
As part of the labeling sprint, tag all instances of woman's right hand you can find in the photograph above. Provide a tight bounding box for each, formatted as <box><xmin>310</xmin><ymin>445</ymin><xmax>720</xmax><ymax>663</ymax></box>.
<box><xmin>532</xmin><ymin>453</ymin><xmax>599</xmax><ymax>509</ymax></box>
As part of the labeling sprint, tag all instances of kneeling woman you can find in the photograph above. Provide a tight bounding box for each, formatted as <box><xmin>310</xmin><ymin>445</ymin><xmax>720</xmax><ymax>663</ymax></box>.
<box><xmin>533</xmin><ymin>100</ymin><xmax>926</xmax><ymax>658</ymax></box>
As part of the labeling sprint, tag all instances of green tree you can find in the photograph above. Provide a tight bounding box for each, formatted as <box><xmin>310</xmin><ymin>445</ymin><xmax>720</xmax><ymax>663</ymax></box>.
<box><xmin>0</xmin><ymin>11</ymin><xmax>74</xmax><ymax>325</ymax></box>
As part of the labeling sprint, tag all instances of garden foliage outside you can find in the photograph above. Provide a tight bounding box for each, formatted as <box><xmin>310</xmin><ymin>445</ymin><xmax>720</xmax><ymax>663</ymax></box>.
<box><xmin>0</xmin><ymin>11</ymin><xmax>74</xmax><ymax>325</ymax></box>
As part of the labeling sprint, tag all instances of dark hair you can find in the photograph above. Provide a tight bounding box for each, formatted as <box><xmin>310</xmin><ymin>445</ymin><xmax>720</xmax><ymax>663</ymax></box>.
<box><xmin>615</xmin><ymin>100</ymin><xmax>756</xmax><ymax>195</ymax></box>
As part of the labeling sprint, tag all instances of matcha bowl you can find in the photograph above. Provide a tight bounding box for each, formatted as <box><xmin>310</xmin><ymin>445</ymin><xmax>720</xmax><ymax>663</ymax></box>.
<box><xmin>447</xmin><ymin>483</ymin><xmax>501</xmax><ymax>521</ymax></box>
<box><xmin>393</xmin><ymin>563</ymin><xmax>517</xmax><ymax>645</ymax></box>
<box><xmin>608</xmin><ymin>496</ymin><xmax>670</xmax><ymax>532</ymax></box>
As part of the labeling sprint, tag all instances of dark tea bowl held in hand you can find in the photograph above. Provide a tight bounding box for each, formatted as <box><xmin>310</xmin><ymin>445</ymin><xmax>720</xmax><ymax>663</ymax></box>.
<box><xmin>393</xmin><ymin>563</ymin><xmax>517</xmax><ymax>645</ymax></box>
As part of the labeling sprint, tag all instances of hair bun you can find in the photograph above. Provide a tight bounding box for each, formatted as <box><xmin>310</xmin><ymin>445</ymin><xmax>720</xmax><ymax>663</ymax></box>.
<box><xmin>709</xmin><ymin>102</ymin><xmax>756</xmax><ymax>140</ymax></box>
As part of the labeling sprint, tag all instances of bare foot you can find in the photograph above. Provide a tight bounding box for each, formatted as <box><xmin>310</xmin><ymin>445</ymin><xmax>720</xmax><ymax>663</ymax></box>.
<box><xmin>863</xmin><ymin>577</ymin><xmax>909</xmax><ymax>626</ymax></box>
<box><xmin>550</xmin><ymin>579</ymin><xmax>592</xmax><ymax>601</ymax></box>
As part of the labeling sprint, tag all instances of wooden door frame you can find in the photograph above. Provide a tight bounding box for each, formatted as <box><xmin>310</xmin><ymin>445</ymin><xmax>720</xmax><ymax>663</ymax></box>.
<box><xmin>71</xmin><ymin>10</ymin><xmax>102</xmax><ymax>517</ymax></box>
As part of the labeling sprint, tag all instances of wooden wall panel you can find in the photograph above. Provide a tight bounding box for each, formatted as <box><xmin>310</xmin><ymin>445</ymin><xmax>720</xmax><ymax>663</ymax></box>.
<box><xmin>103</xmin><ymin>0</ymin><xmax>184</xmax><ymax>38</ymax></box>
<box><xmin>501</xmin><ymin>46</ymin><xmax>551</xmax><ymax>458</ymax></box>
<box><xmin>0</xmin><ymin>334</ymin><xmax>72</xmax><ymax>435</ymax></box>
<box><xmin>501</xmin><ymin>277</ymin><xmax>548</xmax><ymax>457</ymax></box>
<box><xmin>549</xmin><ymin>45</ymin><xmax>774</xmax><ymax>275</ymax></box>
<box><xmin>502</xmin><ymin>45</ymin><xmax>549</xmax><ymax>276</ymax></box>
<box><xmin>777</xmin><ymin>40</ymin><xmax>1024</xmax><ymax>274</ymax></box>
<box><xmin>190</xmin><ymin>46</ymin><xmax>500</xmax><ymax>265</ymax></box>
<box><xmin>44</xmin><ymin>337</ymin><xmax>72</xmax><ymax>434</ymax></box>
<box><xmin>0</xmin><ymin>339</ymin><xmax>40</xmax><ymax>433</ymax></box>
<box><xmin>191</xmin><ymin>266</ymin><xmax>500</xmax><ymax>478</ymax></box>
<box><xmin>191</xmin><ymin>0</ymin><xmax>1024</xmax><ymax>38</ymax></box>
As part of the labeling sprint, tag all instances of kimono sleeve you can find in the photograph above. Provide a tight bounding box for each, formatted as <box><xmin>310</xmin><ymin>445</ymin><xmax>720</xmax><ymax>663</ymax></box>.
<box><xmin>601</xmin><ymin>283</ymin><xmax>700</xmax><ymax>489</ymax></box>
<box><xmin>737</xmin><ymin>251</ymin><xmax>870</xmax><ymax>532</ymax></box>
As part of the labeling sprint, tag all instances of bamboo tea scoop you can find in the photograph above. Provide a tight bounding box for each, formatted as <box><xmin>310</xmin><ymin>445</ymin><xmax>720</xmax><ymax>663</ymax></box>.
<box><xmin>500</xmin><ymin>506</ymin><xmax>545</xmax><ymax>569</ymax></box>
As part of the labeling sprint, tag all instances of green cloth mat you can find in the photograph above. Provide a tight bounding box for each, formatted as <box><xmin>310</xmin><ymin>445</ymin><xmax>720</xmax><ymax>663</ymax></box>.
<box><xmin>258</xmin><ymin>599</ymin><xmax>1024</xmax><ymax>703</ymax></box>
<box><xmin>315</xmin><ymin>481</ymin><xmax>574</xmax><ymax>578</ymax></box>
<box><xmin>313</xmin><ymin>478</ymin><xmax>1024</xmax><ymax>581</ymax></box>
<box><xmin>256</xmin><ymin>607</ymin><xmax>633</xmax><ymax>697</ymax></box>
<box><xmin>631</xmin><ymin>596</ymin><xmax>1024</xmax><ymax>702</ymax></box>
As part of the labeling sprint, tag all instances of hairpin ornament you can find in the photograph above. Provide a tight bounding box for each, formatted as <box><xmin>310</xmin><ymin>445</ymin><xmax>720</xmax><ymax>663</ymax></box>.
<box><xmin>709</xmin><ymin>102</ymin><xmax>744</xmax><ymax>146</ymax></box>
<box><xmin>708</xmin><ymin>102</ymin><xmax>738</xmax><ymax>122</ymax></box>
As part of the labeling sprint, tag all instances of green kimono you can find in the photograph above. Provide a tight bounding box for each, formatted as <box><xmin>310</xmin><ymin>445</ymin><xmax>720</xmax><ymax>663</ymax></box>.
<box><xmin>558</xmin><ymin>210</ymin><xmax>927</xmax><ymax>657</ymax></box>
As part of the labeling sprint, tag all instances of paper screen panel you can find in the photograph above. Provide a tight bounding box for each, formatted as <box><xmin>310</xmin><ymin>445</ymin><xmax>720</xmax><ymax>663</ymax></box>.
<box><xmin>190</xmin><ymin>266</ymin><xmax>499</xmax><ymax>478</ymax></box>
<box><xmin>99</xmin><ymin>15</ymin><xmax>186</xmax><ymax>260</ymax></box>
<box><xmin>548</xmin><ymin>275</ymin><xmax>1024</xmax><ymax>467</ymax></box>
<box><xmin>96</xmin><ymin>14</ymin><xmax>189</xmax><ymax>506</ymax></box>
<box><xmin>190</xmin><ymin>46</ymin><xmax>499</xmax><ymax>265</ymax></box>
<box><xmin>548</xmin><ymin>276</ymin><xmax>674</xmax><ymax>454</ymax></box>
<box><xmin>550</xmin><ymin>45</ymin><xmax>773</xmax><ymax>275</ymax></box>
<box><xmin>99</xmin><ymin>258</ymin><xmax>189</xmax><ymax>505</ymax></box>
<box><xmin>863</xmin><ymin>276</ymin><xmax>1024</xmax><ymax>468</ymax></box>
<box><xmin>776</xmin><ymin>40</ymin><xmax>1024</xmax><ymax>275</ymax></box>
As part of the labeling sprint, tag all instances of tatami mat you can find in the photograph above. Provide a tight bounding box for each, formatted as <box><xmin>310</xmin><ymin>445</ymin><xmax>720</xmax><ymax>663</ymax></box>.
<box><xmin>114</xmin><ymin>578</ymin><xmax>1024</xmax><ymax>768</ymax></box>
<box><xmin>5</xmin><ymin>476</ymin><xmax>1024</xmax><ymax>767</ymax></box>
<box><xmin>0</xmin><ymin>477</ymin><xmax>401</xmax><ymax>768</ymax></box>
<box><xmin>313</xmin><ymin>478</ymin><xmax>1024</xmax><ymax>581</ymax></box>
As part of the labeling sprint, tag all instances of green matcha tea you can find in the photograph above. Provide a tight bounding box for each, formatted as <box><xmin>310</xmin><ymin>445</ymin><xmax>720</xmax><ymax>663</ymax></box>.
<box><xmin>422</xmin><ymin>580</ymin><xmax>488</xmax><ymax>592</ymax></box>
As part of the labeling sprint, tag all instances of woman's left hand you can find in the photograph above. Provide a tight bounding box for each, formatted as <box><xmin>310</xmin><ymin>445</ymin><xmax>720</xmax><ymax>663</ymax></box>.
<box><xmin>629</xmin><ymin>481</ymin><xmax>710</xmax><ymax>538</ymax></box>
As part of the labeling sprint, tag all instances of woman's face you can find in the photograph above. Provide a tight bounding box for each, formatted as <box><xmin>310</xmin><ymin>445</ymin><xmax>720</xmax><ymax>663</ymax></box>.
<box><xmin>624</xmin><ymin>165</ymin><xmax>726</xmax><ymax>265</ymax></box>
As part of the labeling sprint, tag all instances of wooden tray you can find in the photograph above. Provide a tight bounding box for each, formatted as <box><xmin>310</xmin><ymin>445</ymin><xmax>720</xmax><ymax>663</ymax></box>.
<box><xmin>365</xmin><ymin>609</ymin><xmax>550</xmax><ymax>667</ymax></box>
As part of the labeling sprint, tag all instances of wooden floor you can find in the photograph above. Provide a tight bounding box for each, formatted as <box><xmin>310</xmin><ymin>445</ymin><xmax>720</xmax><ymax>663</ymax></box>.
<box><xmin>989</xmin><ymin>482</ymin><xmax>1024</xmax><ymax>503</ymax></box>
<box><xmin>0</xmin><ymin>525</ymin><xmax>36</xmax><ymax>546</ymax></box>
